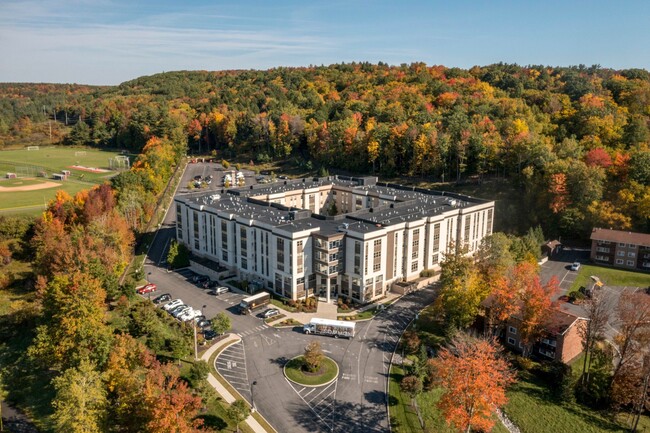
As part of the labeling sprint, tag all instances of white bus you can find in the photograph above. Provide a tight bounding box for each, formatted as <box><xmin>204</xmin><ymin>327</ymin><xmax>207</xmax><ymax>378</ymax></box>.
<box><xmin>303</xmin><ymin>318</ymin><xmax>355</xmax><ymax>339</ymax></box>
<box><xmin>238</xmin><ymin>291</ymin><xmax>271</xmax><ymax>315</ymax></box>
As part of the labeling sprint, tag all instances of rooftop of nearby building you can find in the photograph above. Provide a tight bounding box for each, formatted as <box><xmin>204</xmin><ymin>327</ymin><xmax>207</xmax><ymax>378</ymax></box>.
<box><xmin>177</xmin><ymin>175</ymin><xmax>493</xmax><ymax>236</ymax></box>
<box><xmin>590</xmin><ymin>227</ymin><xmax>650</xmax><ymax>247</ymax></box>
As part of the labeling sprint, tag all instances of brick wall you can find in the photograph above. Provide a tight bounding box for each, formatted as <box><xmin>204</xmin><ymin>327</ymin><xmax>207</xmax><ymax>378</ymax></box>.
<box><xmin>557</xmin><ymin>319</ymin><xmax>585</xmax><ymax>363</ymax></box>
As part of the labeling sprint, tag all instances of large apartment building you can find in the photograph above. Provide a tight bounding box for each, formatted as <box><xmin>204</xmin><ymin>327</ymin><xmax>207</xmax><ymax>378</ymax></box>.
<box><xmin>590</xmin><ymin>228</ymin><xmax>650</xmax><ymax>272</ymax></box>
<box><xmin>174</xmin><ymin>175</ymin><xmax>495</xmax><ymax>303</ymax></box>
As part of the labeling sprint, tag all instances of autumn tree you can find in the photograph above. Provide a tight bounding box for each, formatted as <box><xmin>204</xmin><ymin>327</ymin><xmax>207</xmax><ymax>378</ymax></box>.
<box><xmin>304</xmin><ymin>341</ymin><xmax>325</xmax><ymax>373</ymax></box>
<box><xmin>578</xmin><ymin>289</ymin><xmax>611</xmax><ymax>386</ymax></box>
<box><xmin>432</xmin><ymin>335</ymin><xmax>514</xmax><ymax>433</ymax></box>
<box><xmin>400</xmin><ymin>375</ymin><xmax>423</xmax><ymax>407</ymax></box>
<box><xmin>612</xmin><ymin>293</ymin><xmax>650</xmax><ymax>383</ymax></box>
<box><xmin>227</xmin><ymin>399</ymin><xmax>250</xmax><ymax>433</ymax></box>
<box><xmin>143</xmin><ymin>359</ymin><xmax>204</xmax><ymax>433</ymax></box>
<box><xmin>29</xmin><ymin>272</ymin><xmax>113</xmax><ymax>371</ymax></box>
<box><xmin>52</xmin><ymin>359</ymin><xmax>107</xmax><ymax>433</ymax></box>
<box><xmin>211</xmin><ymin>312</ymin><xmax>232</xmax><ymax>335</ymax></box>
<box><xmin>436</xmin><ymin>246</ymin><xmax>490</xmax><ymax>331</ymax></box>
<box><xmin>518</xmin><ymin>270</ymin><xmax>558</xmax><ymax>357</ymax></box>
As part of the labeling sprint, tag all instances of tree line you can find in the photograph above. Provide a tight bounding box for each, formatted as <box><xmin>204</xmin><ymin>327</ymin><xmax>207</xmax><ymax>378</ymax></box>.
<box><xmin>1</xmin><ymin>62</ymin><xmax>648</xmax><ymax>238</ymax></box>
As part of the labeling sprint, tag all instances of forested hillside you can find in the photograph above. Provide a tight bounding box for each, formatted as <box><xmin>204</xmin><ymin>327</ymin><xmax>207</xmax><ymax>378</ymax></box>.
<box><xmin>1</xmin><ymin>63</ymin><xmax>649</xmax><ymax>237</ymax></box>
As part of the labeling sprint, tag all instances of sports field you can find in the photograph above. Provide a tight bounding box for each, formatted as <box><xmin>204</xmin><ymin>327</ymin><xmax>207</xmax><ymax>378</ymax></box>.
<box><xmin>0</xmin><ymin>146</ymin><xmax>128</xmax><ymax>215</ymax></box>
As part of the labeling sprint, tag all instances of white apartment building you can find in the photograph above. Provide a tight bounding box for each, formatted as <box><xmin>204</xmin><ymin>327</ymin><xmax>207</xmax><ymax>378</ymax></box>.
<box><xmin>175</xmin><ymin>176</ymin><xmax>495</xmax><ymax>303</ymax></box>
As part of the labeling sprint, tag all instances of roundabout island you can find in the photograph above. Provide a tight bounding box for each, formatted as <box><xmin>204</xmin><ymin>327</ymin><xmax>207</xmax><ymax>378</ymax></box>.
<box><xmin>284</xmin><ymin>355</ymin><xmax>339</xmax><ymax>387</ymax></box>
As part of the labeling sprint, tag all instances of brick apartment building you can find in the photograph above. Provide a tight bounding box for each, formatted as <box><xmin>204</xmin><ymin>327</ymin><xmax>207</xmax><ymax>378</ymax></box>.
<box><xmin>483</xmin><ymin>300</ymin><xmax>586</xmax><ymax>364</ymax></box>
<box><xmin>590</xmin><ymin>228</ymin><xmax>650</xmax><ymax>272</ymax></box>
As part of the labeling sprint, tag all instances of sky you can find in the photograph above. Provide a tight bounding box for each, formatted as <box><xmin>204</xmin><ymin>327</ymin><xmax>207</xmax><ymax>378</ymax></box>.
<box><xmin>1</xmin><ymin>0</ymin><xmax>649</xmax><ymax>86</ymax></box>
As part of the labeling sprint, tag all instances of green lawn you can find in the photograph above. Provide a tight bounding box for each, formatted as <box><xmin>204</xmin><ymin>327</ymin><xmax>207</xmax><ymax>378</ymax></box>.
<box><xmin>389</xmin><ymin>364</ymin><xmax>509</xmax><ymax>433</ymax></box>
<box><xmin>0</xmin><ymin>146</ymin><xmax>127</xmax><ymax>214</ymax></box>
<box><xmin>504</xmin><ymin>372</ymin><xmax>649</xmax><ymax>433</ymax></box>
<box><xmin>284</xmin><ymin>356</ymin><xmax>338</xmax><ymax>386</ymax></box>
<box><xmin>0</xmin><ymin>180</ymin><xmax>90</xmax><ymax>212</ymax></box>
<box><xmin>569</xmin><ymin>264</ymin><xmax>650</xmax><ymax>293</ymax></box>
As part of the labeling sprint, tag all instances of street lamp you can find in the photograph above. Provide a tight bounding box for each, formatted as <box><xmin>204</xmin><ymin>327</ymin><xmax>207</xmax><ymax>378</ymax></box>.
<box><xmin>194</xmin><ymin>304</ymin><xmax>208</xmax><ymax>360</ymax></box>
<box><xmin>250</xmin><ymin>380</ymin><xmax>257</xmax><ymax>412</ymax></box>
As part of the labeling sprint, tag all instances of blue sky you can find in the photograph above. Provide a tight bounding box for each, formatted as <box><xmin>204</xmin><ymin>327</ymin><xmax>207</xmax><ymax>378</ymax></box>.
<box><xmin>1</xmin><ymin>0</ymin><xmax>649</xmax><ymax>85</ymax></box>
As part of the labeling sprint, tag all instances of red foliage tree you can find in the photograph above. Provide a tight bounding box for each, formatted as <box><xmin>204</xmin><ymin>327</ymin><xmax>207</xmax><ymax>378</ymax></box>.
<box><xmin>585</xmin><ymin>148</ymin><xmax>612</xmax><ymax>168</ymax></box>
<box><xmin>432</xmin><ymin>336</ymin><xmax>514</xmax><ymax>433</ymax></box>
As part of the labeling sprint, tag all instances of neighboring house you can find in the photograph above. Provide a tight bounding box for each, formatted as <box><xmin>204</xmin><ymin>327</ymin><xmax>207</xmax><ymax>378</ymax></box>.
<box><xmin>483</xmin><ymin>300</ymin><xmax>586</xmax><ymax>364</ymax></box>
<box><xmin>590</xmin><ymin>228</ymin><xmax>650</xmax><ymax>272</ymax></box>
<box><xmin>175</xmin><ymin>175</ymin><xmax>495</xmax><ymax>303</ymax></box>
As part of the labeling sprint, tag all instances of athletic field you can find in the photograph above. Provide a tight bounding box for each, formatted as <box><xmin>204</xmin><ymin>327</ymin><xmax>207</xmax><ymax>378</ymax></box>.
<box><xmin>0</xmin><ymin>146</ymin><xmax>129</xmax><ymax>215</ymax></box>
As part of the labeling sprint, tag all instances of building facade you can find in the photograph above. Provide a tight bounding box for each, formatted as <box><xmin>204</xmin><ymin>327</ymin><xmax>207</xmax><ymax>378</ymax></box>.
<box><xmin>175</xmin><ymin>175</ymin><xmax>495</xmax><ymax>303</ymax></box>
<box><xmin>590</xmin><ymin>228</ymin><xmax>650</xmax><ymax>272</ymax></box>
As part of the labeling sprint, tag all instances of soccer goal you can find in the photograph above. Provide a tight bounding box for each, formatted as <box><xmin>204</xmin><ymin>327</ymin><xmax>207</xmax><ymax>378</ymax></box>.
<box><xmin>74</xmin><ymin>151</ymin><xmax>87</xmax><ymax>157</ymax></box>
<box><xmin>109</xmin><ymin>155</ymin><xmax>130</xmax><ymax>170</ymax></box>
<box><xmin>26</xmin><ymin>146</ymin><xmax>40</xmax><ymax>151</ymax></box>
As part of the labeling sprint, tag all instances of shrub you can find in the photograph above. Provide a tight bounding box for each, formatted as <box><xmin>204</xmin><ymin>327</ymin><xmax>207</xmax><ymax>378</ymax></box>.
<box><xmin>221</xmin><ymin>159</ymin><xmax>230</xmax><ymax>169</ymax></box>
<box><xmin>257</xmin><ymin>153</ymin><xmax>271</xmax><ymax>164</ymax></box>
<box><xmin>513</xmin><ymin>355</ymin><xmax>536</xmax><ymax>371</ymax></box>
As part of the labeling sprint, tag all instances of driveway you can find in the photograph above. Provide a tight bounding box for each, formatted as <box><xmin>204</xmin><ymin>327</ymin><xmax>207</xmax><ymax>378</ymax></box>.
<box><xmin>540</xmin><ymin>248</ymin><xmax>589</xmax><ymax>317</ymax></box>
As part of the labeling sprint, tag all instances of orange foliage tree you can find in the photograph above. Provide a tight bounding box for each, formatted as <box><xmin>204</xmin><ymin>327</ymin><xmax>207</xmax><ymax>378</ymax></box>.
<box><xmin>432</xmin><ymin>335</ymin><xmax>514</xmax><ymax>433</ymax></box>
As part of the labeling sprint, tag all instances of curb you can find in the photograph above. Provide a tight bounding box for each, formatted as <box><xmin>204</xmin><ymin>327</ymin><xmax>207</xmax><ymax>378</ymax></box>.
<box><xmin>283</xmin><ymin>356</ymin><xmax>339</xmax><ymax>388</ymax></box>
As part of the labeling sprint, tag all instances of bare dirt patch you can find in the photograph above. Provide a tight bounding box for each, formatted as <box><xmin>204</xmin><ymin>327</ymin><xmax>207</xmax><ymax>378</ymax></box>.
<box><xmin>0</xmin><ymin>179</ymin><xmax>61</xmax><ymax>192</ymax></box>
<box><xmin>69</xmin><ymin>165</ymin><xmax>110</xmax><ymax>173</ymax></box>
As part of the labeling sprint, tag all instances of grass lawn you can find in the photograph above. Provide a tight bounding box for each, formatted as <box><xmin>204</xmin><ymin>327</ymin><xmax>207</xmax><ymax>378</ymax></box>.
<box><xmin>0</xmin><ymin>146</ymin><xmax>127</xmax><ymax>214</ymax></box>
<box><xmin>284</xmin><ymin>356</ymin><xmax>338</xmax><ymax>386</ymax></box>
<box><xmin>0</xmin><ymin>178</ymin><xmax>45</xmax><ymax>187</ymax></box>
<box><xmin>504</xmin><ymin>371</ymin><xmax>649</xmax><ymax>433</ymax></box>
<box><xmin>0</xmin><ymin>180</ymin><xmax>90</xmax><ymax>212</ymax></box>
<box><xmin>389</xmin><ymin>364</ymin><xmax>509</xmax><ymax>433</ymax></box>
<box><xmin>413</xmin><ymin>303</ymin><xmax>448</xmax><ymax>349</ymax></box>
<box><xmin>569</xmin><ymin>264</ymin><xmax>650</xmax><ymax>293</ymax></box>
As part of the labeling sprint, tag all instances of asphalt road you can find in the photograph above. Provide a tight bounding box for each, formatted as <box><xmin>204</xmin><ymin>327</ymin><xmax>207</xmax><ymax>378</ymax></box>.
<box><xmin>225</xmin><ymin>287</ymin><xmax>437</xmax><ymax>433</ymax></box>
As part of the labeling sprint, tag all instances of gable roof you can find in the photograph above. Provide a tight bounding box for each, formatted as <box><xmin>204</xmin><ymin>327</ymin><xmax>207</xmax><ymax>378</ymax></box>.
<box><xmin>590</xmin><ymin>228</ymin><xmax>650</xmax><ymax>247</ymax></box>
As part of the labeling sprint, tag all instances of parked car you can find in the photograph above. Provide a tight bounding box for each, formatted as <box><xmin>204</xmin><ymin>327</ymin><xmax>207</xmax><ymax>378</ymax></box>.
<box><xmin>193</xmin><ymin>275</ymin><xmax>209</xmax><ymax>285</ymax></box>
<box><xmin>162</xmin><ymin>299</ymin><xmax>183</xmax><ymax>311</ymax></box>
<box><xmin>212</xmin><ymin>286</ymin><xmax>229</xmax><ymax>295</ymax></box>
<box><xmin>196</xmin><ymin>319</ymin><xmax>211</xmax><ymax>329</ymax></box>
<box><xmin>278</xmin><ymin>175</ymin><xmax>288</xmax><ymax>180</ymax></box>
<box><xmin>202</xmin><ymin>329</ymin><xmax>218</xmax><ymax>341</ymax></box>
<box><xmin>263</xmin><ymin>308</ymin><xmax>280</xmax><ymax>319</ymax></box>
<box><xmin>136</xmin><ymin>283</ymin><xmax>157</xmax><ymax>294</ymax></box>
<box><xmin>570</xmin><ymin>262</ymin><xmax>581</xmax><ymax>271</ymax></box>
<box><xmin>172</xmin><ymin>306</ymin><xmax>192</xmax><ymax>318</ymax></box>
<box><xmin>193</xmin><ymin>175</ymin><xmax>202</xmax><ymax>181</ymax></box>
<box><xmin>153</xmin><ymin>293</ymin><xmax>171</xmax><ymax>304</ymax></box>
<box><xmin>169</xmin><ymin>304</ymin><xmax>188</xmax><ymax>315</ymax></box>
<box><xmin>180</xmin><ymin>309</ymin><xmax>203</xmax><ymax>322</ymax></box>
<box><xmin>193</xmin><ymin>315</ymin><xmax>206</xmax><ymax>323</ymax></box>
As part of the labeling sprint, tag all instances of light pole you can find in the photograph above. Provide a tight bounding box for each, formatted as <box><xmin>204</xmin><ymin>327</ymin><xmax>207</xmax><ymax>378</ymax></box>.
<box><xmin>250</xmin><ymin>380</ymin><xmax>257</xmax><ymax>412</ymax></box>
<box><xmin>194</xmin><ymin>304</ymin><xmax>207</xmax><ymax>360</ymax></box>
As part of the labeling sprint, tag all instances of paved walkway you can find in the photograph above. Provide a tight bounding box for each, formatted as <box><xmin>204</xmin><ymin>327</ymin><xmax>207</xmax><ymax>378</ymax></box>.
<box><xmin>201</xmin><ymin>334</ymin><xmax>271</xmax><ymax>433</ymax></box>
<box><xmin>269</xmin><ymin>291</ymin><xmax>404</xmax><ymax>325</ymax></box>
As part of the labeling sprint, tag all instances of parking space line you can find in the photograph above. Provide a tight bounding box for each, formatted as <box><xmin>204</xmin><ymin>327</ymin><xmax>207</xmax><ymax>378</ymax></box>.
<box><xmin>302</xmin><ymin>388</ymin><xmax>315</xmax><ymax>397</ymax></box>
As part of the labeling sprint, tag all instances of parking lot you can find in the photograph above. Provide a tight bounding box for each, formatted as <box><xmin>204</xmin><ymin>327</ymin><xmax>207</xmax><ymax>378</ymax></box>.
<box><xmin>216</xmin><ymin>341</ymin><xmax>253</xmax><ymax>401</ymax></box>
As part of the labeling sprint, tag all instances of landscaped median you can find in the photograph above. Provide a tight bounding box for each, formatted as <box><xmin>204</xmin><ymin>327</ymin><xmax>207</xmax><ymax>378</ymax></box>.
<box><xmin>283</xmin><ymin>355</ymin><xmax>339</xmax><ymax>387</ymax></box>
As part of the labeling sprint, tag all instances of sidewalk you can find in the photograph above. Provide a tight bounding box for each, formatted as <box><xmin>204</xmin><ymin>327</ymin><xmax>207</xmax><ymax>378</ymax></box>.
<box><xmin>201</xmin><ymin>334</ymin><xmax>270</xmax><ymax>433</ymax></box>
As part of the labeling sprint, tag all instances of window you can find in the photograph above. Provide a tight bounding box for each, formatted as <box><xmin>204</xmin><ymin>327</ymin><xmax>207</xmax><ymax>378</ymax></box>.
<box><xmin>431</xmin><ymin>253</ymin><xmax>439</xmax><ymax>264</ymax></box>
<box><xmin>617</xmin><ymin>251</ymin><xmax>625</xmax><ymax>257</ymax></box>
<box><xmin>616</xmin><ymin>259</ymin><xmax>624</xmax><ymax>264</ymax></box>
<box><xmin>393</xmin><ymin>233</ymin><xmax>399</xmax><ymax>278</ymax></box>
<box><xmin>329</xmin><ymin>253</ymin><xmax>338</xmax><ymax>262</ymax></box>
<box><xmin>241</xmin><ymin>258</ymin><xmax>248</xmax><ymax>270</ymax></box>
<box><xmin>412</xmin><ymin>229</ymin><xmax>419</xmax><ymax>259</ymax></box>
<box><xmin>432</xmin><ymin>223</ymin><xmax>441</xmax><ymax>251</ymax></box>
<box><xmin>411</xmin><ymin>261</ymin><xmax>418</xmax><ymax>272</ymax></box>
<box><xmin>595</xmin><ymin>255</ymin><xmax>609</xmax><ymax>261</ymax></box>
<box><xmin>596</xmin><ymin>247</ymin><xmax>610</xmax><ymax>253</ymax></box>
<box><xmin>297</xmin><ymin>277</ymin><xmax>305</xmax><ymax>285</ymax></box>
<box><xmin>277</xmin><ymin>238</ymin><xmax>285</xmax><ymax>272</ymax></box>
<box><xmin>329</xmin><ymin>265</ymin><xmax>338</xmax><ymax>274</ymax></box>
<box><xmin>627</xmin><ymin>260</ymin><xmax>635</xmax><ymax>266</ymax></box>
<box><xmin>373</xmin><ymin>239</ymin><xmax>381</xmax><ymax>272</ymax></box>
<box><xmin>329</xmin><ymin>240</ymin><xmax>340</xmax><ymax>249</ymax></box>
<box><xmin>486</xmin><ymin>209</ymin><xmax>493</xmax><ymax>235</ymax></box>
<box><xmin>509</xmin><ymin>326</ymin><xmax>517</xmax><ymax>335</ymax></box>
<box><xmin>354</xmin><ymin>241</ymin><xmax>361</xmax><ymax>274</ymax></box>
<box><xmin>297</xmin><ymin>240</ymin><xmax>304</xmax><ymax>274</ymax></box>
<box><xmin>507</xmin><ymin>337</ymin><xmax>516</xmax><ymax>346</ymax></box>
<box><xmin>628</xmin><ymin>244</ymin><xmax>636</xmax><ymax>248</ymax></box>
<box><xmin>464</xmin><ymin>215</ymin><xmax>471</xmax><ymax>243</ymax></box>
<box><xmin>619</xmin><ymin>243</ymin><xmax>626</xmax><ymax>247</ymax></box>
<box><xmin>628</xmin><ymin>252</ymin><xmax>636</xmax><ymax>258</ymax></box>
